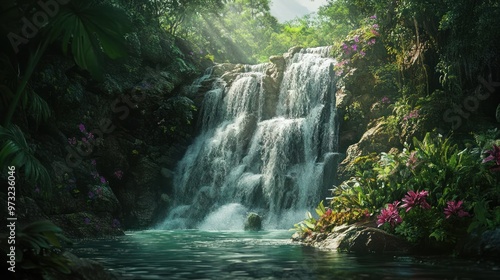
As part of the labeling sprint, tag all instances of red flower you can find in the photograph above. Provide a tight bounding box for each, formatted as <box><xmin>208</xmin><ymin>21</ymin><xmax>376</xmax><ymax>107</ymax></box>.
<box><xmin>444</xmin><ymin>200</ymin><xmax>471</xmax><ymax>219</ymax></box>
<box><xmin>401</xmin><ymin>190</ymin><xmax>431</xmax><ymax>212</ymax></box>
<box><xmin>377</xmin><ymin>201</ymin><xmax>402</xmax><ymax>227</ymax></box>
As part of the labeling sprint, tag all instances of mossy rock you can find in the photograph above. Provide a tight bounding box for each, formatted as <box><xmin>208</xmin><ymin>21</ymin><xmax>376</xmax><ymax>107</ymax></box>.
<box><xmin>244</xmin><ymin>213</ymin><xmax>262</xmax><ymax>231</ymax></box>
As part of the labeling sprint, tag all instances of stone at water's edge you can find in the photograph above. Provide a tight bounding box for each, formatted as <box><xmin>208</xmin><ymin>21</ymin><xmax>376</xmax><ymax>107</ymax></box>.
<box><xmin>292</xmin><ymin>224</ymin><xmax>410</xmax><ymax>254</ymax></box>
<box><xmin>244</xmin><ymin>213</ymin><xmax>262</xmax><ymax>231</ymax></box>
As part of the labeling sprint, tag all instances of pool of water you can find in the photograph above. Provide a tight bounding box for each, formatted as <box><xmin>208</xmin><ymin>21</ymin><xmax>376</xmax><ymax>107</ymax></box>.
<box><xmin>69</xmin><ymin>230</ymin><xmax>500</xmax><ymax>279</ymax></box>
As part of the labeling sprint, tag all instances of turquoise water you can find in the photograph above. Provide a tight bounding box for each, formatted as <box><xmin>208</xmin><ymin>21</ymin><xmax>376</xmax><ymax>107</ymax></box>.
<box><xmin>70</xmin><ymin>230</ymin><xmax>500</xmax><ymax>279</ymax></box>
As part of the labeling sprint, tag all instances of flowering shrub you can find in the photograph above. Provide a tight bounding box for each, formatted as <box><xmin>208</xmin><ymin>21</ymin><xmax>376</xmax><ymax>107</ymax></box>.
<box><xmin>334</xmin><ymin>16</ymin><xmax>380</xmax><ymax>76</ymax></box>
<box><xmin>295</xmin><ymin>132</ymin><xmax>499</xmax><ymax>249</ymax></box>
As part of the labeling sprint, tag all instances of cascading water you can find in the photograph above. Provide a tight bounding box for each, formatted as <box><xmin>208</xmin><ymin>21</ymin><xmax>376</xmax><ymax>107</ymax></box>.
<box><xmin>159</xmin><ymin>47</ymin><xmax>339</xmax><ymax>230</ymax></box>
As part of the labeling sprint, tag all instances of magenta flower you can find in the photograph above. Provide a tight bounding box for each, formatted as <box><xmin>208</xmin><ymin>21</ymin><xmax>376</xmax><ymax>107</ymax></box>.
<box><xmin>377</xmin><ymin>201</ymin><xmax>403</xmax><ymax>227</ymax></box>
<box><xmin>367</xmin><ymin>38</ymin><xmax>376</xmax><ymax>45</ymax></box>
<box><xmin>401</xmin><ymin>190</ymin><xmax>431</xmax><ymax>212</ymax></box>
<box><xmin>79</xmin><ymin>124</ymin><xmax>86</xmax><ymax>133</ymax></box>
<box><xmin>352</xmin><ymin>44</ymin><xmax>358</xmax><ymax>51</ymax></box>
<box><xmin>444</xmin><ymin>200</ymin><xmax>471</xmax><ymax>219</ymax></box>
<box><xmin>483</xmin><ymin>145</ymin><xmax>500</xmax><ymax>171</ymax></box>
<box><xmin>113</xmin><ymin>170</ymin><xmax>124</xmax><ymax>180</ymax></box>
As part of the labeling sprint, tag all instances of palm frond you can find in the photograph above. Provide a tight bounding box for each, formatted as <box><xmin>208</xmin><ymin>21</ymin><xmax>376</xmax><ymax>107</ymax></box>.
<box><xmin>46</xmin><ymin>2</ymin><xmax>133</xmax><ymax>80</ymax></box>
<box><xmin>25</xmin><ymin>90</ymin><xmax>51</xmax><ymax>127</ymax></box>
<box><xmin>0</xmin><ymin>125</ymin><xmax>51</xmax><ymax>188</ymax></box>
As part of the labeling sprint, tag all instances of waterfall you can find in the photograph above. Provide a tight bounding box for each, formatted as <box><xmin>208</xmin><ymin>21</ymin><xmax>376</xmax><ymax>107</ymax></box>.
<box><xmin>159</xmin><ymin>47</ymin><xmax>339</xmax><ymax>230</ymax></box>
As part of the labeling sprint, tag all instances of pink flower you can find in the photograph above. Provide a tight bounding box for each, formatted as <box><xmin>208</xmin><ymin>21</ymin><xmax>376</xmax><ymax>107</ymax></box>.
<box><xmin>444</xmin><ymin>201</ymin><xmax>471</xmax><ymax>219</ymax></box>
<box><xmin>354</xmin><ymin>35</ymin><xmax>360</xmax><ymax>42</ymax></box>
<box><xmin>371</xmin><ymin>29</ymin><xmax>380</xmax><ymax>36</ymax></box>
<box><xmin>87</xmin><ymin>133</ymin><xmax>95</xmax><ymax>140</ymax></box>
<box><xmin>367</xmin><ymin>38</ymin><xmax>376</xmax><ymax>45</ymax></box>
<box><xmin>406</xmin><ymin>151</ymin><xmax>419</xmax><ymax>170</ymax></box>
<box><xmin>359</xmin><ymin>50</ymin><xmax>366</xmax><ymax>57</ymax></box>
<box><xmin>381</xmin><ymin>96</ymin><xmax>390</xmax><ymax>103</ymax></box>
<box><xmin>79</xmin><ymin>124</ymin><xmax>86</xmax><ymax>133</ymax></box>
<box><xmin>372</xmin><ymin>24</ymin><xmax>379</xmax><ymax>29</ymax></box>
<box><xmin>377</xmin><ymin>201</ymin><xmax>402</xmax><ymax>227</ymax></box>
<box><xmin>370</xmin><ymin>15</ymin><xmax>377</xmax><ymax>19</ymax></box>
<box><xmin>401</xmin><ymin>190</ymin><xmax>431</xmax><ymax>212</ymax></box>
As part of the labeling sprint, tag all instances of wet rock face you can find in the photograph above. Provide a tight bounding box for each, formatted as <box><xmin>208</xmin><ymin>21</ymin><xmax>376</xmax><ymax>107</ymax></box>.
<box><xmin>244</xmin><ymin>213</ymin><xmax>262</xmax><ymax>231</ymax></box>
<box><xmin>293</xmin><ymin>224</ymin><xmax>410</xmax><ymax>254</ymax></box>
<box><xmin>459</xmin><ymin>228</ymin><xmax>500</xmax><ymax>259</ymax></box>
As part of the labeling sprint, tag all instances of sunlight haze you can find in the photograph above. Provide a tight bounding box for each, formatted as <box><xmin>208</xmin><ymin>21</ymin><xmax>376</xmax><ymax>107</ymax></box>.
<box><xmin>270</xmin><ymin>0</ymin><xmax>329</xmax><ymax>22</ymax></box>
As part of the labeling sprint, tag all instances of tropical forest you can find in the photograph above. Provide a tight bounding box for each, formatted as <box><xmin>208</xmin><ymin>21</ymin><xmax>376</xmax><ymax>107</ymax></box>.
<box><xmin>1</xmin><ymin>0</ymin><xmax>500</xmax><ymax>279</ymax></box>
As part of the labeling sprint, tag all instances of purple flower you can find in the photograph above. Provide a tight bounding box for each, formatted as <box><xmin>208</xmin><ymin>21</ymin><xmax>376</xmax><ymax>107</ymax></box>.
<box><xmin>444</xmin><ymin>200</ymin><xmax>471</xmax><ymax>219</ymax></box>
<box><xmin>354</xmin><ymin>35</ymin><xmax>360</xmax><ymax>43</ymax></box>
<box><xmin>100</xmin><ymin>176</ymin><xmax>107</xmax><ymax>184</ymax></box>
<box><xmin>68</xmin><ymin>137</ymin><xmax>77</xmax><ymax>146</ymax></box>
<box><xmin>352</xmin><ymin>44</ymin><xmax>358</xmax><ymax>51</ymax></box>
<box><xmin>34</xmin><ymin>185</ymin><xmax>40</xmax><ymax>193</ymax></box>
<box><xmin>403</xmin><ymin>109</ymin><xmax>420</xmax><ymax>121</ymax></box>
<box><xmin>367</xmin><ymin>38</ymin><xmax>376</xmax><ymax>45</ymax></box>
<box><xmin>114</xmin><ymin>170</ymin><xmax>124</xmax><ymax>180</ymax></box>
<box><xmin>381</xmin><ymin>96</ymin><xmax>390</xmax><ymax>103</ymax></box>
<box><xmin>82</xmin><ymin>137</ymin><xmax>88</xmax><ymax>144</ymax></box>
<box><xmin>91</xmin><ymin>159</ymin><xmax>96</xmax><ymax>166</ymax></box>
<box><xmin>359</xmin><ymin>50</ymin><xmax>366</xmax><ymax>57</ymax></box>
<box><xmin>88</xmin><ymin>191</ymin><xmax>95</xmax><ymax>199</ymax></box>
<box><xmin>112</xmin><ymin>219</ymin><xmax>121</xmax><ymax>228</ymax></box>
<box><xmin>79</xmin><ymin>124</ymin><xmax>86</xmax><ymax>133</ymax></box>
<box><xmin>87</xmin><ymin>132</ymin><xmax>94</xmax><ymax>140</ymax></box>
<box><xmin>483</xmin><ymin>145</ymin><xmax>500</xmax><ymax>171</ymax></box>
<box><xmin>401</xmin><ymin>190</ymin><xmax>431</xmax><ymax>212</ymax></box>
<box><xmin>372</xmin><ymin>24</ymin><xmax>379</xmax><ymax>29</ymax></box>
<box><xmin>377</xmin><ymin>201</ymin><xmax>402</xmax><ymax>227</ymax></box>
<box><xmin>370</xmin><ymin>15</ymin><xmax>377</xmax><ymax>19</ymax></box>
<box><xmin>84</xmin><ymin>217</ymin><xmax>91</xmax><ymax>224</ymax></box>
<box><xmin>371</xmin><ymin>29</ymin><xmax>380</xmax><ymax>36</ymax></box>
